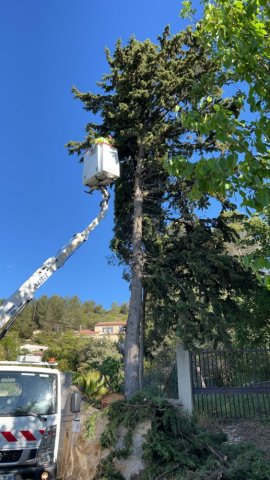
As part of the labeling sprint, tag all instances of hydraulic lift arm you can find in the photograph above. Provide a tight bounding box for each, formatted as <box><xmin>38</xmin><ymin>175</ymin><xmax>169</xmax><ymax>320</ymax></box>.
<box><xmin>0</xmin><ymin>187</ymin><xmax>110</xmax><ymax>339</ymax></box>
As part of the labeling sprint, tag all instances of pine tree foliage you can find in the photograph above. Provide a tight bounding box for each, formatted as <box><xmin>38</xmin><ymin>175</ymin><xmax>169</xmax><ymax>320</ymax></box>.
<box><xmin>144</xmin><ymin>211</ymin><xmax>270</xmax><ymax>351</ymax></box>
<box><xmin>67</xmin><ymin>26</ymin><xmax>241</xmax><ymax>396</ymax></box>
<box><xmin>94</xmin><ymin>394</ymin><xmax>270</xmax><ymax>480</ymax></box>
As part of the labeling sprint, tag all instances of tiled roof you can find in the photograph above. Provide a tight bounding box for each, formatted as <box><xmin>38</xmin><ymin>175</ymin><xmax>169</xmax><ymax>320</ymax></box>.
<box><xmin>95</xmin><ymin>321</ymin><xmax>127</xmax><ymax>326</ymax></box>
<box><xmin>77</xmin><ymin>330</ymin><xmax>97</xmax><ymax>335</ymax></box>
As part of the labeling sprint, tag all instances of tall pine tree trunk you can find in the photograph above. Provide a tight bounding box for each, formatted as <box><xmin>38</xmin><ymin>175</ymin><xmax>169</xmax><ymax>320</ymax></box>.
<box><xmin>139</xmin><ymin>287</ymin><xmax>146</xmax><ymax>390</ymax></box>
<box><xmin>124</xmin><ymin>151</ymin><xmax>144</xmax><ymax>398</ymax></box>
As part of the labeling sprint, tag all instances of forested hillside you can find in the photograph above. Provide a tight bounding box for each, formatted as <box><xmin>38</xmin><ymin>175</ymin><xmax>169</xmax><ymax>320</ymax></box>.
<box><xmin>0</xmin><ymin>296</ymin><xmax>128</xmax><ymax>340</ymax></box>
<box><xmin>0</xmin><ymin>296</ymin><xmax>127</xmax><ymax>377</ymax></box>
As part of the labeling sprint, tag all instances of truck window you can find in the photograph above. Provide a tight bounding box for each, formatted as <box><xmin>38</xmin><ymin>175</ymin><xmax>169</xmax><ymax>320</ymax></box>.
<box><xmin>0</xmin><ymin>372</ymin><xmax>57</xmax><ymax>416</ymax></box>
<box><xmin>0</xmin><ymin>377</ymin><xmax>22</xmax><ymax>397</ymax></box>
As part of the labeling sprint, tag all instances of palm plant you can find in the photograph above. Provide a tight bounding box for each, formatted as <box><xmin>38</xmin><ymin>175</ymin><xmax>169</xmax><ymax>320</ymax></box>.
<box><xmin>76</xmin><ymin>369</ymin><xmax>109</xmax><ymax>400</ymax></box>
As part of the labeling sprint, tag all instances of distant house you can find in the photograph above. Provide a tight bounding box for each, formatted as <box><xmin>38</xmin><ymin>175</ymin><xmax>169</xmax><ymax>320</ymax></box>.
<box><xmin>76</xmin><ymin>330</ymin><xmax>97</xmax><ymax>336</ymax></box>
<box><xmin>76</xmin><ymin>321</ymin><xmax>126</xmax><ymax>342</ymax></box>
<box><xmin>94</xmin><ymin>321</ymin><xmax>126</xmax><ymax>335</ymax></box>
<box><xmin>20</xmin><ymin>344</ymin><xmax>48</xmax><ymax>354</ymax></box>
<box><xmin>18</xmin><ymin>344</ymin><xmax>48</xmax><ymax>362</ymax></box>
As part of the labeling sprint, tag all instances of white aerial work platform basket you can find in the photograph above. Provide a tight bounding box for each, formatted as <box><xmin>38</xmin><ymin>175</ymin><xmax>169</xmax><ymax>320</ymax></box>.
<box><xmin>82</xmin><ymin>142</ymin><xmax>120</xmax><ymax>188</ymax></box>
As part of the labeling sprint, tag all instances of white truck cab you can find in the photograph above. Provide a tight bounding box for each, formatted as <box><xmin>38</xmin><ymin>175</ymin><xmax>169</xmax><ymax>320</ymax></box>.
<box><xmin>0</xmin><ymin>362</ymin><xmax>80</xmax><ymax>480</ymax></box>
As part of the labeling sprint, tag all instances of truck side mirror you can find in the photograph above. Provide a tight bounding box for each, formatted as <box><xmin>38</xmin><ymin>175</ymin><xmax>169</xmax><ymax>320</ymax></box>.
<box><xmin>70</xmin><ymin>392</ymin><xmax>81</xmax><ymax>413</ymax></box>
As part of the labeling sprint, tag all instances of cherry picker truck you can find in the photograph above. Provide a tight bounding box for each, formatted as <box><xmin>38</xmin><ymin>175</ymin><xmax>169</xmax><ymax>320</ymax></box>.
<box><xmin>0</xmin><ymin>141</ymin><xmax>120</xmax><ymax>480</ymax></box>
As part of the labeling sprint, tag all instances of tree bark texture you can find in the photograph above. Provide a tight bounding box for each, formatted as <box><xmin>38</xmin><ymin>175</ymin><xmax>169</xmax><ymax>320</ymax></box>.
<box><xmin>124</xmin><ymin>152</ymin><xmax>144</xmax><ymax>398</ymax></box>
<box><xmin>139</xmin><ymin>287</ymin><xmax>146</xmax><ymax>390</ymax></box>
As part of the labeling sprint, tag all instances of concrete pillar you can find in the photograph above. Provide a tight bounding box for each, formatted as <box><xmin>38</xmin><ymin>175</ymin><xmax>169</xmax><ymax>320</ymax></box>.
<box><xmin>176</xmin><ymin>344</ymin><xmax>193</xmax><ymax>413</ymax></box>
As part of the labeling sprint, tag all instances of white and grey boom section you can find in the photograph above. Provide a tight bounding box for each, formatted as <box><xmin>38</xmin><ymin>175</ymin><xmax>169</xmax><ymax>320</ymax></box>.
<box><xmin>0</xmin><ymin>142</ymin><xmax>120</xmax><ymax>338</ymax></box>
<box><xmin>0</xmin><ymin>188</ymin><xmax>110</xmax><ymax>337</ymax></box>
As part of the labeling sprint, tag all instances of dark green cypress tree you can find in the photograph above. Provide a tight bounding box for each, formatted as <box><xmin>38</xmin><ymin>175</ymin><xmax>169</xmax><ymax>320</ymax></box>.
<box><xmin>67</xmin><ymin>27</ymin><xmax>235</xmax><ymax>396</ymax></box>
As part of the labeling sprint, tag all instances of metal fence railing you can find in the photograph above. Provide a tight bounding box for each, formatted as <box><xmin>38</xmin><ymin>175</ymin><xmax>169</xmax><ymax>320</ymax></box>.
<box><xmin>142</xmin><ymin>347</ymin><xmax>270</xmax><ymax>419</ymax></box>
<box><xmin>143</xmin><ymin>364</ymin><xmax>178</xmax><ymax>399</ymax></box>
<box><xmin>191</xmin><ymin>348</ymin><xmax>270</xmax><ymax>418</ymax></box>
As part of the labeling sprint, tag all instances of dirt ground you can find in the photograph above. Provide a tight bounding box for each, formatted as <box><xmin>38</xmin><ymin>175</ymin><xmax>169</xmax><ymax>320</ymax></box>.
<box><xmin>202</xmin><ymin>418</ymin><xmax>270</xmax><ymax>457</ymax></box>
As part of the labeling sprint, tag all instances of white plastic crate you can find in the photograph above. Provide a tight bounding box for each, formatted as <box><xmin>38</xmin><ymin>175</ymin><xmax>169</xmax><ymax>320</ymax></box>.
<box><xmin>82</xmin><ymin>142</ymin><xmax>120</xmax><ymax>188</ymax></box>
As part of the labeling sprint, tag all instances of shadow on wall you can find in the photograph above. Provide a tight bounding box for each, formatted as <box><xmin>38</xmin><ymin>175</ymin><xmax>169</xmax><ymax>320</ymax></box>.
<box><xmin>59</xmin><ymin>404</ymin><xmax>150</xmax><ymax>480</ymax></box>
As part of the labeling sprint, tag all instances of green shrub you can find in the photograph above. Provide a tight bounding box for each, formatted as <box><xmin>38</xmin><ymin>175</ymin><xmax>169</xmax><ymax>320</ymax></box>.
<box><xmin>94</xmin><ymin>392</ymin><xmax>270</xmax><ymax>480</ymax></box>
<box><xmin>76</xmin><ymin>369</ymin><xmax>109</xmax><ymax>400</ymax></box>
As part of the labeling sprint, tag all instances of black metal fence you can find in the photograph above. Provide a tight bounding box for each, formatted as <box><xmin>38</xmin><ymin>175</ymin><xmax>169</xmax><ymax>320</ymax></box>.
<box><xmin>143</xmin><ymin>364</ymin><xmax>178</xmax><ymax>399</ymax></box>
<box><xmin>191</xmin><ymin>348</ymin><xmax>270</xmax><ymax>418</ymax></box>
<box><xmin>162</xmin><ymin>363</ymin><xmax>178</xmax><ymax>399</ymax></box>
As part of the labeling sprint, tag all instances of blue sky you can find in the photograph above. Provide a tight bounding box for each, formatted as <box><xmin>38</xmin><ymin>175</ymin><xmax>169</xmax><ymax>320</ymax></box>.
<box><xmin>0</xmin><ymin>0</ymin><xmax>202</xmax><ymax>309</ymax></box>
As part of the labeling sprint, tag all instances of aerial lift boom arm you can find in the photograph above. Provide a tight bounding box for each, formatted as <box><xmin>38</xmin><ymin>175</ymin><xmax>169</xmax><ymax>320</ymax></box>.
<box><xmin>0</xmin><ymin>187</ymin><xmax>110</xmax><ymax>339</ymax></box>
